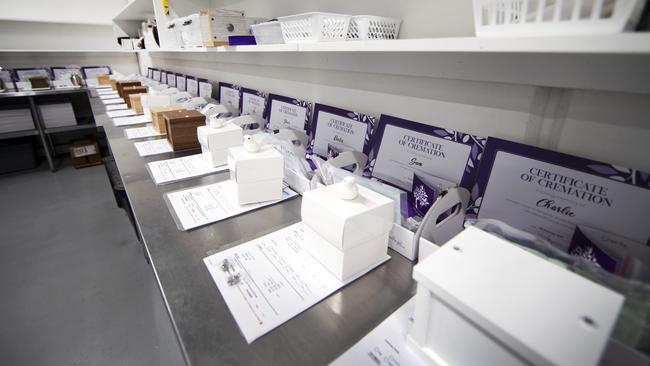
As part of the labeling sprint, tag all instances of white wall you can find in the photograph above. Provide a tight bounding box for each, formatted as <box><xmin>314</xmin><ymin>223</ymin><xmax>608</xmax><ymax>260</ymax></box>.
<box><xmin>0</xmin><ymin>0</ymin><xmax>127</xmax><ymax>25</ymax></box>
<box><xmin>0</xmin><ymin>21</ymin><xmax>120</xmax><ymax>50</ymax></box>
<box><xmin>0</xmin><ymin>51</ymin><xmax>140</xmax><ymax>75</ymax></box>
<box><xmin>209</xmin><ymin>0</ymin><xmax>475</xmax><ymax>38</ymax></box>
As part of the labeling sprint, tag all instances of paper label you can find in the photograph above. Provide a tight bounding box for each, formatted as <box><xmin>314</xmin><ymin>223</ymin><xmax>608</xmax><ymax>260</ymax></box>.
<box><xmin>72</xmin><ymin>145</ymin><xmax>97</xmax><ymax>157</ymax></box>
<box><xmin>198</xmin><ymin>79</ymin><xmax>212</xmax><ymax>99</ymax></box>
<box><xmin>219</xmin><ymin>85</ymin><xmax>240</xmax><ymax>111</ymax></box>
<box><xmin>113</xmin><ymin>114</ymin><xmax>152</xmax><ymax>127</ymax></box>
<box><xmin>241</xmin><ymin>89</ymin><xmax>266</xmax><ymax>118</ymax></box>
<box><xmin>147</xmin><ymin>154</ymin><xmax>227</xmax><ymax>185</ymax></box>
<box><xmin>176</xmin><ymin>75</ymin><xmax>186</xmax><ymax>91</ymax></box>
<box><xmin>124</xmin><ymin>125</ymin><xmax>164</xmax><ymax>140</ymax></box>
<box><xmin>153</xmin><ymin>69</ymin><xmax>161</xmax><ymax>81</ymax></box>
<box><xmin>134</xmin><ymin>139</ymin><xmax>173</xmax><ymax>157</ymax></box>
<box><xmin>268</xmin><ymin>100</ymin><xmax>307</xmax><ymax>132</ymax></box>
<box><xmin>311</xmin><ymin>111</ymin><xmax>368</xmax><ymax>157</ymax></box>
<box><xmin>186</xmin><ymin>77</ymin><xmax>198</xmax><ymax>97</ymax></box>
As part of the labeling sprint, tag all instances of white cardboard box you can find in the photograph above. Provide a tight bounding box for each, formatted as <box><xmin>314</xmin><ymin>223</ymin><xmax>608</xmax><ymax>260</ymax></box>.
<box><xmin>198</xmin><ymin>124</ymin><xmax>243</xmax><ymax>167</ymax></box>
<box><xmin>301</xmin><ymin>183</ymin><xmax>394</xmax><ymax>250</ymax></box>
<box><xmin>227</xmin><ymin>145</ymin><xmax>284</xmax><ymax>183</ymax></box>
<box><xmin>235</xmin><ymin>178</ymin><xmax>283</xmax><ymax>205</ymax></box>
<box><xmin>410</xmin><ymin>227</ymin><xmax>624</xmax><ymax>366</ymax></box>
<box><xmin>303</xmin><ymin>223</ymin><xmax>388</xmax><ymax>281</ymax></box>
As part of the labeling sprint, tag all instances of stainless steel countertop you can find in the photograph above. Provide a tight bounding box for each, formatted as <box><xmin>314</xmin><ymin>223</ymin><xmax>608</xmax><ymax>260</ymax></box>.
<box><xmin>0</xmin><ymin>87</ymin><xmax>89</xmax><ymax>98</ymax></box>
<box><xmin>92</xmin><ymin>99</ymin><xmax>416</xmax><ymax>366</ymax></box>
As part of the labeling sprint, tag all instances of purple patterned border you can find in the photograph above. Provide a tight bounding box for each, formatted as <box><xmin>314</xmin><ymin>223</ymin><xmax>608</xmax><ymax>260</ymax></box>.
<box><xmin>365</xmin><ymin>114</ymin><xmax>486</xmax><ymax>205</ymax></box>
<box><xmin>306</xmin><ymin>103</ymin><xmax>375</xmax><ymax>161</ymax></box>
<box><xmin>263</xmin><ymin>93</ymin><xmax>312</xmax><ymax>133</ymax></box>
<box><xmin>239</xmin><ymin>87</ymin><xmax>267</xmax><ymax>117</ymax></box>
<box><xmin>468</xmin><ymin>137</ymin><xmax>650</xmax><ymax>219</ymax></box>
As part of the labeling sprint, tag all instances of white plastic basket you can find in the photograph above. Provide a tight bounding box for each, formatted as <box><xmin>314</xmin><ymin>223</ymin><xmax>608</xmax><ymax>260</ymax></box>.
<box><xmin>251</xmin><ymin>21</ymin><xmax>285</xmax><ymax>45</ymax></box>
<box><xmin>473</xmin><ymin>0</ymin><xmax>646</xmax><ymax>37</ymax></box>
<box><xmin>278</xmin><ymin>12</ymin><xmax>352</xmax><ymax>43</ymax></box>
<box><xmin>347</xmin><ymin>15</ymin><xmax>402</xmax><ymax>40</ymax></box>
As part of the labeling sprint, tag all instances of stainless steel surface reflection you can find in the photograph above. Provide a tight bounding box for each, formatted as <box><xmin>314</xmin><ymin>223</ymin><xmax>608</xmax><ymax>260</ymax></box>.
<box><xmin>92</xmin><ymin>100</ymin><xmax>416</xmax><ymax>366</ymax></box>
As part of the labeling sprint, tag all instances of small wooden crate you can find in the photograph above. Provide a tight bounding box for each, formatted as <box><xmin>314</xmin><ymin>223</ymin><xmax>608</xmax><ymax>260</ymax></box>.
<box><xmin>129</xmin><ymin>93</ymin><xmax>145</xmax><ymax>114</ymax></box>
<box><xmin>116</xmin><ymin>80</ymin><xmax>141</xmax><ymax>98</ymax></box>
<box><xmin>109</xmin><ymin>79</ymin><xmax>118</xmax><ymax>90</ymax></box>
<box><xmin>97</xmin><ymin>75</ymin><xmax>111</xmax><ymax>85</ymax></box>
<box><xmin>122</xmin><ymin>86</ymin><xmax>147</xmax><ymax>108</ymax></box>
<box><xmin>150</xmin><ymin>106</ymin><xmax>183</xmax><ymax>134</ymax></box>
<box><xmin>69</xmin><ymin>141</ymin><xmax>102</xmax><ymax>169</ymax></box>
<box><xmin>164</xmin><ymin>110</ymin><xmax>206</xmax><ymax>151</ymax></box>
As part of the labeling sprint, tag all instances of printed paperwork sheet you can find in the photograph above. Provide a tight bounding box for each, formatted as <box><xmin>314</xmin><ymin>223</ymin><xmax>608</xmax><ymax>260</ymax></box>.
<box><xmin>331</xmin><ymin>297</ymin><xmax>428</xmax><ymax>366</ymax></box>
<box><xmin>93</xmin><ymin>85</ymin><xmax>112</xmax><ymax>90</ymax></box>
<box><xmin>124</xmin><ymin>125</ymin><xmax>164</xmax><ymax>140</ymax></box>
<box><xmin>107</xmin><ymin>109</ymin><xmax>138</xmax><ymax>118</ymax></box>
<box><xmin>165</xmin><ymin>179</ymin><xmax>298</xmax><ymax>231</ymax></box>
<box><xmin>113</xmin><ymin>114</ymin><xmax>151</xmax><ymax>127</ymax></box>
<box><xmin>134</xmin><ymin>139</ymin><xmax>173</xmax><ymax>157</ymax></box>
<box><xmin>147</xmin><ymin>154</ymin><xmax>227</xmax><ymax>185</ymax></box>
<box><xmin>106</xmin><ymin>103</ymin><xmax>128</xmax><ymax>111</ymax></box>
<box><xmin>101</xmin><ymin>98</ymin><xmax>125</xmax><ymax>105</ymax></box>
<box><xmin>203</xmin><ymin>222</ymin><xmax>390</xmax><ymax>343</ymax></box>
<box><xmin>99</xmin><ymin>93</ymin><xmax>119</xmax><ymax>100</ymax></box>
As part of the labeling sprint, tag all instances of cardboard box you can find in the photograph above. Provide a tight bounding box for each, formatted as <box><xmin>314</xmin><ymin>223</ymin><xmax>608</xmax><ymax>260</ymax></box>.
<box><xmin>97</xmin><ymin>75</ymin><xmax>111</xmax><ymax>85</ymax></box>
<box><xmin>301</xmin><ymin>183</ymin><xmax>394</xmax><ymax>250</ymax></box>
<box><xmin>235</xmin><ymin>178</ymin><xmax>283</xmax><ymax>205</ymax></box>
<box><xmin>115</xmin><ymin>80</ymin><xmax>141</xmax><ymax>98</ymax></box>
<box><xmin>129</xmin><ymin>93</ymin><xmax>145</xmax><ymax>114</ymax></box>
<box><xmin>163</xmin><ymin>110</ymin><xmax>205</xmax><ymax>151</ymax></box>
<box><xmin>69</xmin><ymin>141</ymin><xmax>102</xmax><ymax>169</ymax></box>
<box><xmin>227</xmin><ymin>145</ymin><xmax>284</xmax><ymax>204</ymax></box>
<box><xmin>150</xmin><ymin>106</ymin><xmax>183</xmax><ymax>134</ymax></box>
<box><xmin>302</xmin><ymin>224</ymin><xmax>388</xmax><ymax>281</ymax></box>
<box><xmin>122</xmin><ymin>86</ymin><xmax>147</xmax><ymax>108</ymax></box>
<box><xmin>197</xmin><ymin>124</ymin><xmax>243</xmax><ymax>167</ymax></box>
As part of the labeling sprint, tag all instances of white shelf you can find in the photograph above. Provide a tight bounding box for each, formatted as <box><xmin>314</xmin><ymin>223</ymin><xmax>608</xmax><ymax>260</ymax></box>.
<box><xmin>113</xmin><ymin>0</ymin><xmax>155</xmax><ymax>21</ymax></box>
<box><xmin>148</xmin><ymin>33</ymin><xmax>650</xmax><ymax>55</ymax></box>
<box><xmin>145</xmin><ymin>34</ymin><xmax>650</xmax><ymax>95</ymax></box>
<box><xmin>0</xmin><ymin>49</ymin><xmax>137</xmax><ymax>53</ymax></box>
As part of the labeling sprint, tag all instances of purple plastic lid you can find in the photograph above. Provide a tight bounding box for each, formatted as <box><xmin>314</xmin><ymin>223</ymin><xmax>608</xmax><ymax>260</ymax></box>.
<box><xmin>228</xmin><ymin>36</ymin><xmax>257</xmax><ymax>46</ymax></box>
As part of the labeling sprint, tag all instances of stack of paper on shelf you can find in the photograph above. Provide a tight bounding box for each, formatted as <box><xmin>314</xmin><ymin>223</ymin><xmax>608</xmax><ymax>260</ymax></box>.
<box><xmin>0</xmin><ymin>109</ymin><xmax>34</xmax><ymax>133</ymax></box>
<box><xmin>38</xmin><ymin>103</ymin><xmax>77</xmax><ymax>128</ymax></box>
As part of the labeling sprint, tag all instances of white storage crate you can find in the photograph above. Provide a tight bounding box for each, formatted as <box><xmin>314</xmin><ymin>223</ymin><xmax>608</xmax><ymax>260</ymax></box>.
<box><xmin>473</xmin><ymin>0</ymin><xmax>646</xmax><ymax>37</ymax></box>
<box><xmin>278</xmin><ymin>12</ymin><xmax>352</xmax><ymax>43</ymax></box>
<box><xmin>347</xmin><ymin>15</ymin><xmax>401</xmax><ymax>40</ymax></box>
<box><xmin>251</xmin><ymin>21</ymin><xmax>285</xmax><ymax>44</ymax></box>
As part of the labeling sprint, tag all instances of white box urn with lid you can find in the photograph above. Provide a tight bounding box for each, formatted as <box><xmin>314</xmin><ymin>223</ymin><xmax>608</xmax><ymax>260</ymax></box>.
<box><xmin>198</xmin><ymin>116</ymin><xmax>244</xmax><ymax>167</ymax></box>
<box><xmin>227</xmin><ymin>135</ymin><xmax>284</xmax><ymax>205</ymax></box>
<box><xmin>301</xmin><ymin>177</ymin><xmax>394</xmax><ymax>281</ymax></box>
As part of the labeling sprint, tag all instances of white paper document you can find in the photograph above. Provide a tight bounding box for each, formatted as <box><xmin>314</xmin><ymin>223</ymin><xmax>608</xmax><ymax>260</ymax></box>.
<box><xmin>99</xmin><ymin>93</ymin><xmax>119</xmax><ymax>100</ymax></box>
<box><xmin>93</xmin><ymin>85</ymin><xmax>112</xmax><ymax>90</ymax></box>
<box><xmin>97</xmin><ymin>90</ymin><xmax>118</xmax><ymax>96</ymax></box>
<box><xmin>203</xmin><ymin>222</ymin><xmax>390</xmax><ymax>343</ymax></box>
<box><xmin>124</xmin><ymin>125</ymin><xmax>164</xmax><ymax>140</ymax></box>
<box><xmin>134</xmin><ymin>139</ymin><xmax>173</xmax><ymax>157</ymax></box>
<box><xmin>113</xmin><ymin>114</ymin><xmax>152</xmax><ymax>127</ymax></box>
<box><xmin>106</xmin><ymin>103</ymin><xmax>128</xmax><ymax>111</ymax></box>
<box><xmin>107</xmin><ymin>109</ymin><xmax>138</xmax><ymax>118</ymax></box>
<box><xmin>102</xmin><ymin>98</ymin><xmax>125</xmax><ymax>105</ymax></box>
<box><xmin>147</xmin><ymin>154</ymin><xmax>227</xmax><ymax>185</ymax></box>
<box><xmin>165</xmin><ymin>180</ymin><xmax>298</xmax><ymax>231</ymax></box>
<box><xmin>332</xmin><ymin>297</ymin><xmax>429</xmax><ymax>366</ymax></box>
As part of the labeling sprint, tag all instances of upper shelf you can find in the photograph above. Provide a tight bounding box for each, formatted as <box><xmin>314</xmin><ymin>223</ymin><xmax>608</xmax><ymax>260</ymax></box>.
<box><xmin>113</xmin><ymin>0</ymin><xmax>155</xmax><ymax>21</ymax></box>
<box><xmin>149</xmin><ymin>33</ymin><xmax>650</xmax><ymax>55</ymax></box>
<box><xmin>0</xmin><ymin>49</ymin><xmax>137</xmax><ymax>53</ymax></box>
<box><xmin>146</xmin><ymin>33</ymin><xmax>650</xmax><ymax>95</ymax></box>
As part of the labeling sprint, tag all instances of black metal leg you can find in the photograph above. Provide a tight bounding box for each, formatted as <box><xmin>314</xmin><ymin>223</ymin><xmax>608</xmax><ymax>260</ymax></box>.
<box><xmin>27</xmin><ymin>96</ymin><xmax>56</xmax><ymax>171</ymax></box>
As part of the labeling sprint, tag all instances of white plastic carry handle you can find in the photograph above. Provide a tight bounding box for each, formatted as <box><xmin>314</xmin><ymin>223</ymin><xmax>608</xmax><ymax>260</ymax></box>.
<box><xmin>413</xmin><ymin>187</ymin><xmax>470</xmax><ymax>248</ymax></box>
<box><xmin>326</xmin><ymin>151</ymin><xmax>368</xmax><ymax>176</ymax></box>
<box><xmin>274</xmin><ymin>128</ymin><xmax>309</xmax><ymax>148</ymax></box>
<box><xmin>230</xmin><ymin>115</ymin><xmax>265</xmax><ymax>134</ymax></box>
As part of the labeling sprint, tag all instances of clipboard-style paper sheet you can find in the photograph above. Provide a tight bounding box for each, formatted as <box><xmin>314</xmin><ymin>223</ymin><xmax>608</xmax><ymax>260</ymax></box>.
<box><xmin>146</xmin><ymin>153</ymin><xmax>227</xmax><ymax>185</ymax></box>
<box><xmin>124</xmin><ymin>125</ymin><xmax>164</xmax><ymax>140</ymax></box>
<box><xmin>331</xmin><ymin>297</ymin><xmax>429</xmax><ymax>366</ymax></box>
<box><xmin>203</xmin><ymin>222</ymin><xmax>390</xmax><ymax>343</ymax></box>
<box><xmin>164</xmin><ymin>180</ymin><xmax>298</xmax><ymax>231</ymax></box>
<box><xmin>113</xmin><ymin>114</ymin><xmax>152</xmax><ymax>127</ymax></box>
<box><xmin>134</xmin><ymin>139</ymin><xmax>173</xmax><ymax>157</ymax></box>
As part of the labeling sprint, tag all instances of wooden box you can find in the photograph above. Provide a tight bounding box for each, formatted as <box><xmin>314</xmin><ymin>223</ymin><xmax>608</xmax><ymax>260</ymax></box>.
<box><xmin>116</xmin><ymin>80</ymin><xmax>141</xmax><ymax>98</ymax></box>
<box><xmin>150</xmin><ymin>106</ymin><xmax>183</xmax><ymax>134</ymax></box>
<box><xmin>29</xmin><ymin>76</ymin><xmax>50</xmax><ymax>89</ymax></box>
<box><xmin>97</xmin><ymin>75</ymin><xmax>111</xmax><ymax>85</ymax></box>
<box><xmin>164</xmin><ymin>110</ymin><xmax>206</xmax><ymax>151</ymax></box>
<box><xmin>129</xmin><ymin>93</ymin><xmax>145</xmax><ymax>114</ymax></box>
<box><xmin>109</xmin><ymin>79</ymin><xmax>118</xmax><ymax>90</ymax></box>
<box><xmin>122</xmin><ymin>86</ymin><xmax>147</xmax><ymax>108</ymax></box>
<box><xmin>69</xmin><ymin>141</ymin><xmax>102</xmax><ymax>169</ymax></box>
